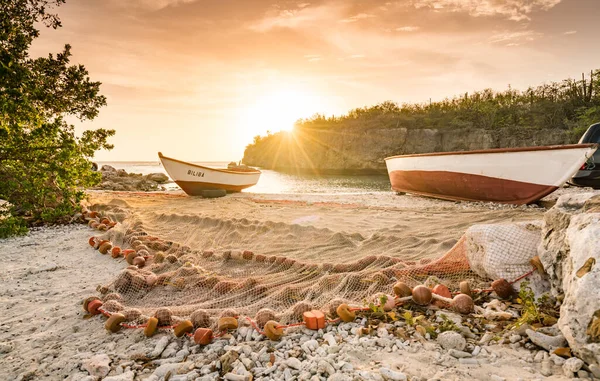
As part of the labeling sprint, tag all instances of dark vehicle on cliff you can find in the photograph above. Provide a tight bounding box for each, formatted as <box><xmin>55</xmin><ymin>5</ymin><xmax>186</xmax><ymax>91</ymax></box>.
<box><xmin>570</xmin><ymin>123</ymin><xmax>600</xmax><ymax>189</ymax></box>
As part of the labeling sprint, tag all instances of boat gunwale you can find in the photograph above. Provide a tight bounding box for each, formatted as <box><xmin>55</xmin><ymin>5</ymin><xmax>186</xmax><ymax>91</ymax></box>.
<box><xmin>384</xmin><ymin>143</ymin><xmax>598</xmax><ymax>161</ymax></box>
<box><xmin>158</xmin><ymin>152</ymin><xmax>261</xmax><ymax>176</ymax></box>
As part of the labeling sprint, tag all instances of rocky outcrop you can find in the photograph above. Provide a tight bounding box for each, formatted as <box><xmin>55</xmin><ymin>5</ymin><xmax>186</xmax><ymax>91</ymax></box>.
<box><xmin>92</xmin><ymin>165</ymin><xmax>170</xmax><ymax>192</ymax></box>
<box><xmin>461</xmin><ymin>193</ymin><xmax>600</xmax><ymax>365</ymax></box>
<box><xmin>539</xmin><ymin>192</ymin><xmax>600</xmax><ymax>365</ymax></box>
<box><xmin>243</xmin><ymin>126</ymin><xmax>574</xmax><ymax>173</ymax></box>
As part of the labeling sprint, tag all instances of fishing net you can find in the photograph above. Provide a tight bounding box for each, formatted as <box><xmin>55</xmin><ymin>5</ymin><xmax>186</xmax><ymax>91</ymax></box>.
<box><xmin>86</xmin><ymin>200</ymin><xmax>542</xmax><ymax>331</ymax></box>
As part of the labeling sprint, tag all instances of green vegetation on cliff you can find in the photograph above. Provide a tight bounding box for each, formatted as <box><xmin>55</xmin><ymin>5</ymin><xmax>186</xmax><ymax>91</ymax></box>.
<box><xmin>244</xmin><ymin>70</ymin><xmax>599</xmax><ymax>174</ymax></box>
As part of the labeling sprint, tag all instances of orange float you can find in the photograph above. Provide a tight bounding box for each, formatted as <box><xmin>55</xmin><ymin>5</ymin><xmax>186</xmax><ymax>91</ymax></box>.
<box><xmin>132</xmin><ymin>256</ymin><xmax>146</xmax><ymax>268</ymax></box>
<box><xmin>264</xmin><ymin>321</ymin><xmax>284</xmax><ymax>341</ymax></box>
<box><xmin>105</xmin><ymin>313</ymin><xmax>126</xmax><ymax>333</ymax></box>
<box><xmin>193</xmin><ymin>328</ymin><xmax>213</xmax><ymax>345</ymax></box>
<box><xmin>217</xmin><ymin>317</ymin><xmax>238</xmax><ymax>331</ymax></box>
<box><xmin>432</xmin><ymin>284</ymin><xmax>452</xmax><ymax>307</ymax></box>
<box><xmin>111</xmin><ymin>247</ymin><xmax>122</xmax><ymax>258</ymax></box>
<box><xmin>174</xmin><ymin>320</ymin><xmax>194</xmax><ymax>337</ymax></box>
<box><xmin>393</xmin><ymin>282</ymin><xmax>412</xmax><ymax>298</ymax></box>
<box><xmin>303</xmin><ymin>310</ymin><xmax>326</xmax><ymax>330</ymax></box>
<box><xmin>83</xmin><ymin>296</ymin><xmax>100</xmax><ymax>312</ymax></box>
<box><xmin>336</xmin><ymin>304</ymin><xmax>356</xmax><ymax>323</ymax></box>
<box><xmin>98</xmin><ymin>242</ymin><xmax>113</xmax><ymax>254</ymax></box>
<box><xmin>144</xmin><ymin>317</ymin><xmax>159</xmax><ymax>337</ymax></box>
<box><xmin>451</xmin><ymin>294</ymin><xmax>474</xmax><ymax>314</ymax></box>
<box><xmin>87</xmin><ymin>299</ymin><xmax>103</xmax><ymax>315</ymax></box>
<box><xmin>412</xmin><ymin>285</ymin><xmax>433</xmax><ymax>306</ymax></box>
<box><xmin>491</xmin><ymin>279</ymin><xmax>514</xmax><ymax>299</ymax></box>
<box><xmin>459</xmin><ymin>281</ymin><xmax>472</xmax><ymax>297</ymax></box>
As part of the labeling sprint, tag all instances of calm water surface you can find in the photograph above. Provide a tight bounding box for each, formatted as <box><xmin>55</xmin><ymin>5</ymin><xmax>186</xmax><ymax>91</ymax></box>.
<box><xmin>97</xmin><ymin>161</ymin><xmax>391</xmax><ymax>194</ymax></box>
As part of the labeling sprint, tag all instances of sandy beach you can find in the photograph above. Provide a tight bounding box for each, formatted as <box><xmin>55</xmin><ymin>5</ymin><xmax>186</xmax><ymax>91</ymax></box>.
<box><xmin>2</xmin><ymin>189</ymin><xmax>595</xmax><ymax>381</ymax></box>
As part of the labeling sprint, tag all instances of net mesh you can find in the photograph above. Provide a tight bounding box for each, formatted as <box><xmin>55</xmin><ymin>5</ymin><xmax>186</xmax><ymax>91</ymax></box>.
<box><xmin>87</xmin><ymin>200</ymin><xmax>541</xmax><ymax>330</ymax></box>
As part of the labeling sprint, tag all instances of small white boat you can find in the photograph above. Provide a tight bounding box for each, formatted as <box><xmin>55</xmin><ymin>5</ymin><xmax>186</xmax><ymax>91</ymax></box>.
<box><xmin>384</xmin><ymin>144</ymin><xmax>598</xmax><ymax>205</ymax></box>
<box><xmin>158</xmin><ymin>152</ymin><xmax>261</xmax><ymax>195</ymax></box>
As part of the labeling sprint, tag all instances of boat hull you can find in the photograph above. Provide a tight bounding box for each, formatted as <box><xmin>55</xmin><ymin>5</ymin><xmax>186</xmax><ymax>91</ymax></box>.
<box><xmin>385</xmin><ymin>144</ymin><xmax>597</xmax><ymax>205</ymax></box>
<box><xmin>158</xmin><ymin>153</ymin><xmax>261</xmax><ymax>196</ymax></box>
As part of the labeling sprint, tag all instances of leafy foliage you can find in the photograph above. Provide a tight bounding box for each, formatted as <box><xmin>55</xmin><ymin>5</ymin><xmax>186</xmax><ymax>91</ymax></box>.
<box><xmin>0</xmin><ymin>0</ymin><xmax>114</xmax><ymax>236</ymax></box>
<box><xmin>511</xmin><ymin>281</ymin><xmax>556</xmax><ymax>329</ymax></box>
<box><xmin>363</xmin><ymin>294</ymin><xmax>397</xmax><ymax>322</ymax></box>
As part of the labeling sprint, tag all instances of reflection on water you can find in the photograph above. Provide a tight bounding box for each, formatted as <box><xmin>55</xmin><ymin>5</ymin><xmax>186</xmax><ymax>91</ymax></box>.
<box><xmin>251</xmin><ymin>170</ymin><xmax>391</xmax><ymax>194</ymax></box>
<box><xmin>97</xmin><ymin>161</ymin><xmax>391</xmax><ymax>195</ymax></box>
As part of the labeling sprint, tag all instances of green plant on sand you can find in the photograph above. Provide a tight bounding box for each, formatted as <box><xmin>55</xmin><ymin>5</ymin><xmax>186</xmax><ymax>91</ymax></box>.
<box><xmin>511</xmin><ymin>281</ymin><xmax>557</xmax><ymax>329</ymax></box>
<box><xmin>0</xmin><ymin>0</ymin><xmax>114</xmax><ymax>238</ymax></box>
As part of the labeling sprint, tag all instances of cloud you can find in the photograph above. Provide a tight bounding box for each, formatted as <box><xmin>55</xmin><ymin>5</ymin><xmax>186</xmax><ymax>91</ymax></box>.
<box><xmin>396</xmin><ymin>26</ymin><xmax>420</xmax><ymax>32</ymax></box>
<box><xmin>563</xmin><ymin>30</ymin><xmax>577</xmax><ymax>35</ymax></box>
<box><xmin>488</xmin><ymin>30</ymin><xmax>543</xmax><ymax>45</ymax></box>
<box><xmin>249</xmin><ymin>4</ymin><xmax>334</xmax><ymax>31</ymax></box>
<box><xmin>304</xmin><ymin>54</ymin><xmax>323</xmax><ymax>62</ymax></box>
<box><xmin>108</xmin><ymin>0</ymin><xmax>198</xmax><ymax>10</ymax></box>
<box><xmin>410</xmin><ymin>0</ymin><xmax>562</xmax><ymax>21</ymax></box>
<box><xmin>339</xmin><ymin>13</ymin><xmax>376</xmax><ymax>23</ymax></box>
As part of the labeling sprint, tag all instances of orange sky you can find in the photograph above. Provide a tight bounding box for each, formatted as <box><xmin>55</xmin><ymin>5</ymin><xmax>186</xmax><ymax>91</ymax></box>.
<box><xmin>31</xmin><ymin>0</ymin><xmax>600</xmax><ymax>161</ymax></box>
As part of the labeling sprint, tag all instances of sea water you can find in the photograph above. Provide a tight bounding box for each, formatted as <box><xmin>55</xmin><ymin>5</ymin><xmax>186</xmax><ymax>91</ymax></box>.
<box><xmin>96</xmin><ymin>161</ymin><xmax>391</xmax><ymax>195</ymax></box>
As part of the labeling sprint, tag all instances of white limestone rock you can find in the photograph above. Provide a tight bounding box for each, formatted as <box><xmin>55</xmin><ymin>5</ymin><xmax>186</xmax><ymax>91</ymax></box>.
<box><xmin>379</xmin><ymin>367</ymin><xmax>407</xmax><ymax>381</ymax></box>
<box><xmin>539</xmin><ymin>193</ymin><xmax>600</xmax><ymax>365</ymax></box>
<box><xmin>437</xmin><ymin>331</ymin><xmax>466</xmax><ymax>351</ymax></box>
<box><xmin>563</xmin><ymin>357</ymin><xmax>584</xmax><ymax>374</ymax></box>
<box><xmin>525</xmin><ymin>329</ymin><xmax>566</xmax><ymax>352</ymax></box>
<box><xmin>82</xmin><ymin>354</ymin><xmax>111</xmax><ymax>378</ymax></box>
<box><xmin>102</xmin><ymin>371</ymin><xmax>136</xmax><ymax>381</ymax></box>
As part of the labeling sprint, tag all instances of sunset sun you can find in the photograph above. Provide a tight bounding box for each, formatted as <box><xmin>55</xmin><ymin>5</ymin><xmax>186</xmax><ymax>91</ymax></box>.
<box><xmin>242</xmin><ymin>89</ymin><xmax>321</xmax><ymax>136</ymax></box>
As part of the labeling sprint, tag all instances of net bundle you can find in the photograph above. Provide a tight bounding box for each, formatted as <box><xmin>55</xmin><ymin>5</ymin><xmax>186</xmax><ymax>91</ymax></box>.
<box><xmin>86</xmin><ymin>201</ymin><xmax>541</xmax><ymax>332</ymax></box>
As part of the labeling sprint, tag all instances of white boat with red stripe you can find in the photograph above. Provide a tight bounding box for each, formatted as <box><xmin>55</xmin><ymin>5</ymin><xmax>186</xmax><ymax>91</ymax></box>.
<box><xmin>385</xmin><ymin>144</ymin><xmax>598</xmax><ymax>205</ymax></box>
<box><xmin>158</xmin><ymin>152</ymin><xmax>261</xmax><ymax>195</ymax></box>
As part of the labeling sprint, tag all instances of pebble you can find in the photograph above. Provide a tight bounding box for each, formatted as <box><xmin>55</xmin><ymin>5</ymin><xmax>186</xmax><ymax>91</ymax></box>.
<box><xmin>100</xmin><ymin>372</ymin><xmax>136</xmax><ymax>381</ymax></box>
<box><xmin>149</xmin><ymin>336</ymin><xmax>170</xmax><ymax>358</ymax></box>
<box><xmin>509</xmin><ymin>334</ymin><xmax>521</xmax><ymax>343</ymax></box>
<box><xmin>589</xmin><ymin>364</ymin><xmax>600</xmax><ymax>378</ymax></box>
<box><xmin>161</xmin><ymin>341</ymin><xmax>180</xmax><ymax>358</ymax></box>
<box><xmin>317</xmin><ymin>360</ymin><xmax>335</xmax><ymax>376</ymax></box>
<box><xmin>0</xmin><ymin>342</ymin><xmax>13</xmax><ymax>354</ymax></box>
<box><xmin>479</xmin><ymin>333</ymin><xmax>494</xmax><ymax>346</ymax></box>
<box><xmin>458</xmin><ymin>358</ymin><xmax>479</xmax><ymax>365</ymax></box>
<box><xmin>82</xmin><ymin>354</ymin><xmax>111</xmax><ymax>378</ymax></box>
<box><xmin>379</xmin><ymin>367</ymin><xmax>407</xmax><ymax>381</ymax></box>
<box><xmin>437</xmin><ymin>331</ymin><xmax>466</xmax><ymax>351</ymax></box>
<box><xmin>449</xmin><ymin>349</ymin><xmax>472</xmax><ymax>358</ymax></box>
<box><xmin>302</xmin><ymin>339</ymin><xmax>319</xmax><ymax>353</ymax></box>
<box><xmin>540</xmin><ymin>360</ymin><xmax>553</xmax><ymax>377</ymax></box>
<box><xmin>323</xmin><ymin>333</ymin><xmax>337</xmax><ymax>346</ymax></box>
<box><xmin>329</xmin><ymin>373</ymin><xmax>352</xmax><ymax>381</ymax></box>
<box><xmin>525</xmin><ymin>329</ymin><xmax>567</xmax><ymax>351</ymax></box>
<box><xmin>577</xmin><ymin>370</ymin><xmax>590</xmax><ymax>379</ymax></box>
<box><xmin>533</xmin><ymin>350</ymin><xmax>547</xmax><ymax>363</ymax></box>
<box><xmin>562</xmin><ymin>357</ymin><xmax>584</xmax><ymax>374</ymax></box>
<box><xmin>549</xmin><ymin>354</ymin><xmax>566</xmax><ymax>366</ymax></box>
<box><xmin>285</xmin><ymin>357</ymin><xmax>302</xmax><ymax>370</ymax></box>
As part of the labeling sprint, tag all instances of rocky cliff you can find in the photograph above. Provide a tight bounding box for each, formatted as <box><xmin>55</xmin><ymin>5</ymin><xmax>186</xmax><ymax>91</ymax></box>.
<box><xmin>243</xmin><ymin>127</ymin><xmax>576</xmax><ymax>174</ymax></box>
